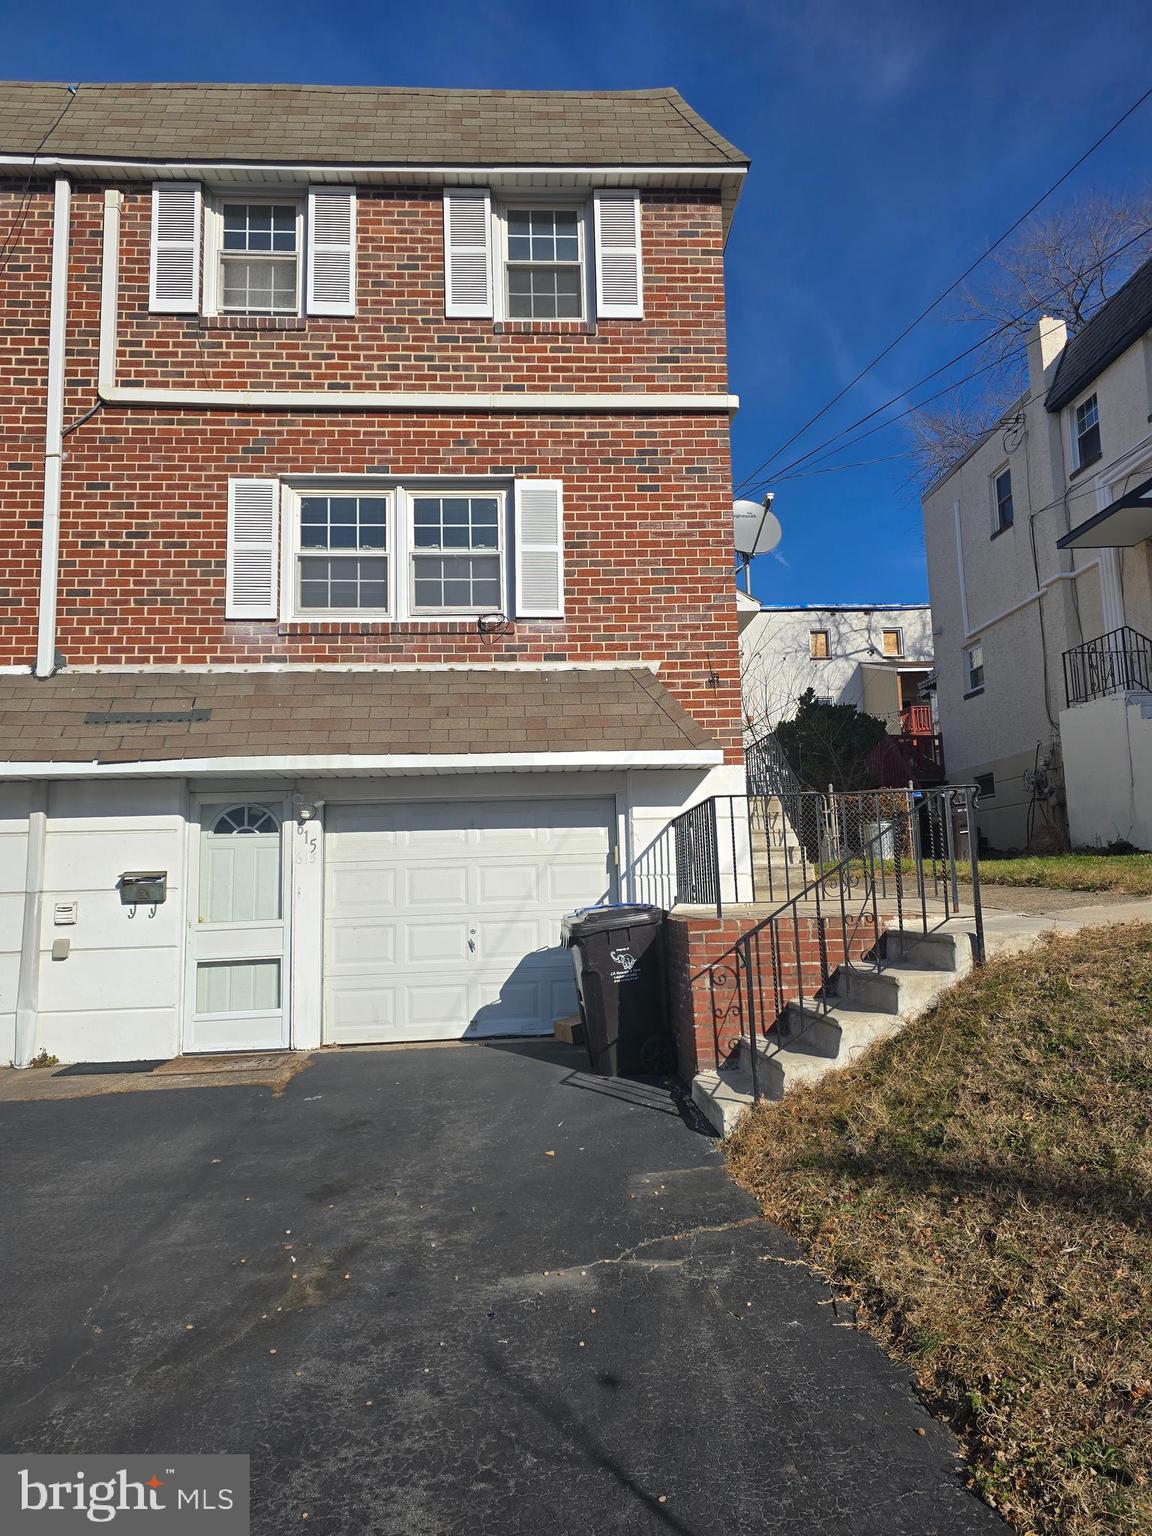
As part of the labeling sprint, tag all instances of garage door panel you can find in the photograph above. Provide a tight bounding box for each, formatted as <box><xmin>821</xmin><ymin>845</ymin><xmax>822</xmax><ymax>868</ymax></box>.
<box><xmin>324</xmin><ymin>796</ymin><xmax>615</xmax><ymax>1043</ymax></box>
<box><xmin>405</xmin><ymin>920</ymin><xmax>471</xmax><ymax>965</ymax></box>
<box><xmin>405</xmin><ymin>865</ymin><xmax>469</xmax><ymax>908</ymax></box>
<box><xmin>327</xmin><ymin>865</ymin><xmax>398</xmax><ymax>915</ymax></box>
<box><xmin>326</xmin><ymin>920</ymin><xmax>398</xmax><ymax>970</ymax></box>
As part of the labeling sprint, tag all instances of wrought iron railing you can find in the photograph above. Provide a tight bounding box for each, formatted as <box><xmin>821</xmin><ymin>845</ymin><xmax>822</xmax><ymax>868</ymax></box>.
<box><xmin>667</xmin><ymin>784</ymin><xmax>983</xmax><ymax>944</ymax></box>
<box><xmin>745</xmin><ymin>730</ymin><xmax>803</xmax><ymax>798</ymax></box>
<box><xmin>1063</xmin><ymin>626</ymin><xmax>1152</xmax><ymax>707</ymax></box>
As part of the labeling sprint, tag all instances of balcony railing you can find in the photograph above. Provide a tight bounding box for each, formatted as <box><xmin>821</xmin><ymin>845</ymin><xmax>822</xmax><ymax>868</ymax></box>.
<box><xmin>1063</xmin><ymin>626</ymin><xmax>1152</xmax><ymax>707</ymax></box>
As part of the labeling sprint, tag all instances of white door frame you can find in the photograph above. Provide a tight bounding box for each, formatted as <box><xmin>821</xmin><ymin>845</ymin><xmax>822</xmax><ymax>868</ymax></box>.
<box><xmin>182</xmin><ymin>789</ymin><xmax>294</xmax><ymax>1053</ymax></box>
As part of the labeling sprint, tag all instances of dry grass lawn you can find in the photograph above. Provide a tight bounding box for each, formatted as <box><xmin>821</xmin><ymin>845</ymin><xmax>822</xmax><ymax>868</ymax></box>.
<box><xmin>726</xmin><ymin>923</ymin><xmax>1152</xmax><ymax>1536</ymax></box>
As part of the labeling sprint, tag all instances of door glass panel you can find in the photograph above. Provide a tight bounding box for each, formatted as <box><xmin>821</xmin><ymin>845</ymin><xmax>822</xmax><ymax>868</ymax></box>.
<box><xmin>200</xmin><ymin>805</ymin><xmax>282</xmax><ymax>923</ymax></box>
<box><xmin>196</xmin><ymin>959</ymin><xmax>281</xmax><ymax>1015</ymax></box>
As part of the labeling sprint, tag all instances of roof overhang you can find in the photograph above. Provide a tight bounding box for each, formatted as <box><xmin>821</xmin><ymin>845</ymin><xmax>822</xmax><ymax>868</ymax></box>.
<box><xmin>0</xmin><ymin>748</ymin><xmax>724</xmax><ymax>782</ymax></box>
<box><xmin>1057</xmin><ymin>473</ymin><xmax>1152</xmax><ymax>549</ymax></box>
<box><xmin>0</xmin><ymin>154</ymin><xmax>748</xmax><ymax>235</ymax></box>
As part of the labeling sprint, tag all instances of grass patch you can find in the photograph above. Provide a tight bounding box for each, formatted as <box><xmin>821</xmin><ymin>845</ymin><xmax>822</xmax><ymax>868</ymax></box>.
<box><xmin>890</xmin><ymin>853</ymin><xmax>1152</xmax><ymax>896</ymax></box>
<box><xmin>726</xmin><ymin>923</ymin><xmax>1152</xmax><ymax>1535</ymax></box>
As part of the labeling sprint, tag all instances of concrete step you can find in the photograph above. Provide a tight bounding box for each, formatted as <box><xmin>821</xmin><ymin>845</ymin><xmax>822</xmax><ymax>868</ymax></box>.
<box><xmin>829</xmin><ymin>960</ymin><xmax>952</xmax><ymax>1015</ymax></box>
<box><xmin>691</xmin><ymin>1065</ymin><xmax>758</xmax><ymax>1137</ymax></box>
<box><xmin>881</xmin><ymin>927</ymin><xmax>972</xmax><ymax>973</ymax></box>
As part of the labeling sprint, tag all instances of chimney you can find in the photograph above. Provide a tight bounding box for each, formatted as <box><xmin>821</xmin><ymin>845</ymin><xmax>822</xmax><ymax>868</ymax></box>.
<box><xmin>1027</xmin><ymin>315</ymin><xmax>1067</xmax><ymax>394</ymax></box>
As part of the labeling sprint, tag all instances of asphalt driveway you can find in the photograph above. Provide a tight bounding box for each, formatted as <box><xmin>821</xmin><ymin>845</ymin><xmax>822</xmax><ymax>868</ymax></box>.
<box><xmin>0</xmin><ymin>1043</ymin><xmax>1007</xmax><ymax>1536</ymax></box>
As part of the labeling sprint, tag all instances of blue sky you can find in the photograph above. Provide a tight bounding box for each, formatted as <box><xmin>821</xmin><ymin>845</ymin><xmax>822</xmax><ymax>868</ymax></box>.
<box><xmin>7</xmin><ymin>0</ymin><xmax>1152</xmax><ymax>604</ymax></box>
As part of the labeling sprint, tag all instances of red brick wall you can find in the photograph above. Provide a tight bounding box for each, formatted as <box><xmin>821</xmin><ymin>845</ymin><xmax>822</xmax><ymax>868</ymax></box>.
<box><xmin>0</xmin><ymin>180</ymin><xmax>742</xmax><ymax>759</ymax></box>
<box><xmin>666</xmin><ymin>911</ymin><xmax>884</xmax><ymax>1079</ymax></box>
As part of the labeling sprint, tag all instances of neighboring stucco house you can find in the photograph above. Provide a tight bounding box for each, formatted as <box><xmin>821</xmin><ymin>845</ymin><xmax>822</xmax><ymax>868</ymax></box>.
<box><xmin>0</xmin><ymin>81</ymin><xmax>749</xmax><ymax>1066</ymax></box>
<box><xmin>740</xmin><ymin>601</ymin><xmax>935</xmax><ymax>735</ymax></box>
<box><xmin>922</xmin><ymin>257</ymin><xmax>1152</xmax><ymax>851</ymax></box>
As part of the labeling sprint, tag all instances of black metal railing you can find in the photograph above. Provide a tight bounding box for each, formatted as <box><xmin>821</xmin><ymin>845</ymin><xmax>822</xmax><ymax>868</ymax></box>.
<box><xmin>745</xmin><ymin>730</ymin><xmax>803</xmax><ymax>798</ymax></box>
<box><xmin>697</xmin><ymin>792</ymin><xmax>986</xmax><ymax>1102</ymax></box>
<box><xmin>667</xmin><ymin>784</ymin><xmax>984</xmax><ymax>944</ymax></box>
<box><xmin>1063</xmin><ymin>626</ymin><xmax>1152</xmax><ymax>707</ymax></box>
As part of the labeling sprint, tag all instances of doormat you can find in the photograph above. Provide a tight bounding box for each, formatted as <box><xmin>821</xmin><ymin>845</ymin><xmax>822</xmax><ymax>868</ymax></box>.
<box><xmin>153</xmin><ymin>1053</ymin><xmax>300</xmax><ymax>1076</ymax></box>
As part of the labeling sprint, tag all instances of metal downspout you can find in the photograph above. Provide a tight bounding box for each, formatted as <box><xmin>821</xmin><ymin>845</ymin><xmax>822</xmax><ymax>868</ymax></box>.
<box><xmin>35</xmin><ymin>174</ymin><xmax>71</xmax><ymax>679</ymax></box>
<box><xmin>13</xmin><ymin>786</ymin><xmax>48</xmax><ymax>1068</ymax></box>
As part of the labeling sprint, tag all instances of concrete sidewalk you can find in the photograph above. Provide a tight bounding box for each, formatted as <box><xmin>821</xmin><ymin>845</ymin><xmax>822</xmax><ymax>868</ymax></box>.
<box><xmin>0</xmin><ymin>1043</ymin><xmax>1007</xmax><ymax>1536</ymax></box>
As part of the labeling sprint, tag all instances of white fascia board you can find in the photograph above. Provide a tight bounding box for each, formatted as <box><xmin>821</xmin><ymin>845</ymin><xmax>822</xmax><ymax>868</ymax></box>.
<box><xmin>0</xmin><ymin>153</ymin><xmax>746</xmax><ymax>180</ymax></box>
<box><xmin>101</xmin><ymin>385</ymin><xmax>738</xmax><ymax>413</ymax></box>
<box><xmin>0</xmin><ymin>749</ymin><xmax>724</xmax><ymax>780</ymax></box>
<box><xmin>63</xmin><ymin>660</ymin><xmax>661</xmax><ymax>673</ymax></box>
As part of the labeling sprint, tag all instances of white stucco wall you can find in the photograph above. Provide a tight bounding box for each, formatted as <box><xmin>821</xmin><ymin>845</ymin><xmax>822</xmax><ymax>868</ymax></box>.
<box><xmin>740</xmin><ymin>605</ymin><xmax>933</xmax><ymax>734</ymax></box>
<box><xmin>1060</xmin><ymin>693</ymin><xmax>1152</xmax><ymax>850</ymax></box>
<box><xmin>3</xmin><ymin>759</ymin><xmax>742</xmax><ymax>1064</ymax></box>
<box><xmin>921</xmin><ymin>317</ymin><xmax>1152</xmax><ymax>851</ymax></box>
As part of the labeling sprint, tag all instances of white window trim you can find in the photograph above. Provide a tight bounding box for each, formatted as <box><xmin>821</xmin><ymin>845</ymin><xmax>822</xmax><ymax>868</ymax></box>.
<box><xmin>880</xmin><ymin>626</ymin><xmax>904</xmax><ymax>658</ymax></box>
<box><xmin>203</xmin><ymin>189</ymin><xmax>306</xmax><ymax>319</ymax></box>
<box><xmin>281</xmin><ymin>482</ymin><xmax>509</xmax><ymax>623</ymax></box>
<box><xmin>991</xmin><ymin>463</ymin><xmax>1014</xmax><ymax>534</ymax></box>
<box><xmin>491</xmin><ymin>195</ymin><xmax>595</xmax><ymax>324</ymax></box>
<box><xmin>1068</xmin><ymin>389</ymin><xmax>1101</xmax><ymax>473</ymax></box>
<box><xmin>964</xmin><ymin>641</ymin><xmax>985</xmax><ymax>695</ymax></box>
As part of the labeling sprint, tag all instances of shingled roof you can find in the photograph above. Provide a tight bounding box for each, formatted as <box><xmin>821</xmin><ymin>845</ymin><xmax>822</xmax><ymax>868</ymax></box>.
<box><xmin>0</xmin><ymin>81</ymin><xmax>747</xmax><ymax>168</ymax></box>
<box><xmin>1046</xmin><ymin>254</ymin><xmax>1152</xmax><ymax>412</ymax></box>
<box><xmin>0</xmin><ymin>668</ymin><xmax>720</xmax><ymax>772</ymax></box>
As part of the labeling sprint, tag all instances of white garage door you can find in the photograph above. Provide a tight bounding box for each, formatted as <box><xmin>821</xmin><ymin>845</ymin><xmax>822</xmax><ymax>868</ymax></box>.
<box><xmin>323</xmin><ymin>797</ymin><xmax>616</xmax><ymax>1043</ymax></box>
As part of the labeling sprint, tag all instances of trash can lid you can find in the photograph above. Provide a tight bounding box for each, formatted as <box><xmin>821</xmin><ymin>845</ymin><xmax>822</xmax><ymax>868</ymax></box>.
<box><xmin>561</xmin><ymin>903</ymin><xmax>665</xmax><ymax>938</ymax></box>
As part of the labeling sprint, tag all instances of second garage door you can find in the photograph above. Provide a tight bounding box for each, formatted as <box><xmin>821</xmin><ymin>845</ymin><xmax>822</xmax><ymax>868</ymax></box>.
<box><xmin>323</xmin><ymin>797</ymin><xmax>616</xmax><ymax>1043</ymax></box>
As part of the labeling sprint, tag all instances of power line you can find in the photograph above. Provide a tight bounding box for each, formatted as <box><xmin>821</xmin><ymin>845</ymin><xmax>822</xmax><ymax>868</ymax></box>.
<box><xmin>733</xmin><ymin>79</ymin><xmax>1152</xmax><ymax>496</ymax></box>
<box><xmin>739</xmin><ymin>223</ymin><xmax>1152</xmax><ymax>496</ymax></box>
<box><xmin>0</xmin><ymin>85</ymin><xmax>79</xmax><ymax>278</ymax></box>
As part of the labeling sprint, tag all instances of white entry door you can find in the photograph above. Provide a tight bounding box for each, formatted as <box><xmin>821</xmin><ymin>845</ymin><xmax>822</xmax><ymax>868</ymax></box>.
<box><xmin>185</xmin><ymin>800</ymin><xmax>290</xmax><ymax>1053</ymax></box>
<box><xmin>323</xmin><ymin>797</ymin><xmax>616</xmax><ymax>1043</ymax></box>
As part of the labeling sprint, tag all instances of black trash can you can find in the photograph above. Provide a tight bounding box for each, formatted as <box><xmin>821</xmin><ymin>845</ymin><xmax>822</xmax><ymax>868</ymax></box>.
<box><xmin>561</xmin><ymin>904</ymin><xmax>672</xmax><ymax>1077</ymax></box>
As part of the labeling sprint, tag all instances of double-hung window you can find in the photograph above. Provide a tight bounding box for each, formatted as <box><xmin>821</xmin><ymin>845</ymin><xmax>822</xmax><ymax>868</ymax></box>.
<box><xmin>411</xmin><ymin>495</ymin><xmax>503</xmax><ymax>613</ymax></box>
<box><xmin>297</xmin><ymin>494</ymin><xmax>390</xmax><ymax>614</ymax></box>
<box><xmin>1073</xmin><ymin>393</ymin><xmax>1101</xmax><ymax>469</ymax></box>
<box><xmin>285</xmin><ymin>487</ymin><xmax>508</xmax><ymax>620</ymax></box>
<box><xmin>965</xmin><ymin>642</ymin><xmax>984</xmax><ymax>694</ymax></box>
<box><xmin>504</xmin><ymin>207</ymin><xmax>584</xmax><ymax>319</ymax></box>
<box><xmin>216</xmin><ymin>198</ymin><xmax>303</xmax><ymax>316</ymax></box>
<box><xmin>992</xmin><ymin>466</ymin><xmax>1014</xmax><ymax>533</ymax></box>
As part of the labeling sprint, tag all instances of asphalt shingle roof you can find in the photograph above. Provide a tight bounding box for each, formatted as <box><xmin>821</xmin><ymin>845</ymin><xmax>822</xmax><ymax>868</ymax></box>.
<box><xmin>0</xmin><ymin>81</ymin><xmax>747</xmax><ymax>168</ymax></box>
<box><xmin>0</xmin><ymin>668</ymin><xmax>718</xmax><ymax>765</ymax></box>
<box><xmin>1046</xmin><ymin>255</ymin><xmax>1152</xmax><ymax>412</ymax></box>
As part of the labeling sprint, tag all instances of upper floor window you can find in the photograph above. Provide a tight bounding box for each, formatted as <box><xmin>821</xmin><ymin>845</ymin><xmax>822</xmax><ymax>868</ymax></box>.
<box><xmin>965</xmin><ymin>642</ymin><xmax>984</xmax><ymax>695</ymax></box>
<box><xmin>284</xmin><ymin>486</ymin><xmax>508</xmax><ymax>621</ymax></box>
<box><xmin>216</xmin><ymin>200</ymin><xmax>302</xmax><ymax>315</ymax></box>
<box><xmin>881</xmin><ymin>628</ymin><xmax>903</xmax><ymax>657</ymax></box>
<box><xmin>809</xmin><ymin>629</ymin><xmax>830</xmax><ymax>660</ymax></box>
<box><xmin>504</xmin><ymin>207</ymin><xmax>585</xmax><ymax>319</ymax></box>
<box><xmin>992</xmin><ymin>466</ymin><xmax>1014</xmax><ymax>533</ymax></box>
<box><xmin>1073</xmin><ymin>393</ymin><xmax>1101</xmax><ymax>470</ymax></box>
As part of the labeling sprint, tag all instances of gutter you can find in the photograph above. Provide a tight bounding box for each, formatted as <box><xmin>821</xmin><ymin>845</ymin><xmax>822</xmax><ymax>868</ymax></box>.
<box><xmin>96</xmin><ymin>180</ymin><xmax>738</xmax><ymax>415</ymax></box>
<box><xmin>0</xmin><ymin>748</ymin><xmax>725</xmax><ymax>781</ymax></box>
<box><xmin>35</xmin><ymin>176</ymin><xmax>71</xmax><ymax>679</ymax></box>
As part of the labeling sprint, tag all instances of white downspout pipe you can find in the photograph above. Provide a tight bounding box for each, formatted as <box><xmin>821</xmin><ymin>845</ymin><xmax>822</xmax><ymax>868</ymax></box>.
<box><xmin>14</xmin><ymin>785</ymin><xmax>47</xmax><ymax>1068</ymax></box>
<box><xmin>35</xmin><ymin>175</ymin><xmax>71</xmax><ymax>679</ymax></box>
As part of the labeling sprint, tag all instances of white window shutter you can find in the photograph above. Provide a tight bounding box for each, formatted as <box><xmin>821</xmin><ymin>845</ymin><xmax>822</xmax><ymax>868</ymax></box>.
<box><xmin>226</xmin><ymin>480</ymin><xmax>280</xmax><ymax>620</ymax></box>
<box><xmin>514</xmin><ymin>480</ymin><xmax>565</xmax><ymax>618</ymax></box>
<box><xmin>593</xmin><ymin>190</ymin><xmax>643</xmax><ymax>318</ymax></box>
<box><xmin>307</xmin><ymin>186</ymin><xmax>356</xmax><ymax>316</ymax></box>
<box><xmin>443</xmin><ymin>188</ymin><xmax>493</xmax><ymax>317</ymax></box>
<box><xmin>149</xmin><ymin>182</ymin><xmax>201</xmax><ymax>313</ymax></box>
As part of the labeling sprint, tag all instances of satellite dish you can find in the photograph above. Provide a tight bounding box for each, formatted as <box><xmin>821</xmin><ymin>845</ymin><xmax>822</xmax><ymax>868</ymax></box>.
<box><xmin>732</xmin><ymin>496</ymin><xmax>781</xmax><ymax>556</ymax></box>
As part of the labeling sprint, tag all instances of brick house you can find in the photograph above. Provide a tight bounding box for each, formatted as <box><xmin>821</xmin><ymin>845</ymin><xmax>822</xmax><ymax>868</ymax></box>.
<box><xmin>0</xmin><ymin>81</ymin><xmax>750</xmax><ymax>1066</ymax></box>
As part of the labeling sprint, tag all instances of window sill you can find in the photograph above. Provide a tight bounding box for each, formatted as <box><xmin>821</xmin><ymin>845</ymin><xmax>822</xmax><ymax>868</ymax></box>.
<box><xmin>1068</xmin><ymin>455</ymin><xmax>1101</xmax><ymax>482</ymax></box>
<box><xmin>277</xmin><ymin>618</ymin><xmax>508</xmax><ymax>635</ymax></box>
<box><xmin>990</xmin><ymin>522</ymin><xmax>1014</xmax><ymax>541</ymax></box>
<box><xmin>493</xmin><ymin>319</ymin><xmax>598</xmax><ymax>336</ymax></box>
<box><xmin>962</xmin><ymin>687</ymin><xmax>985</xmax><ymax>700</ymax></box>
<box><xmin>196</xmin><ymin>316</ymin><xmax>308</xmax><ymax>332</ymax></box>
